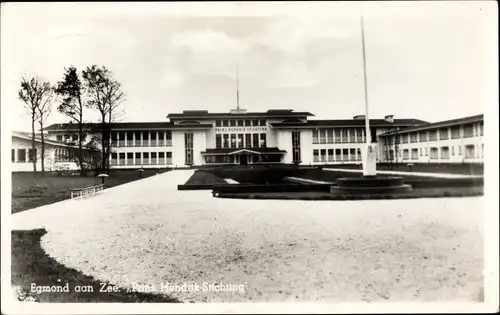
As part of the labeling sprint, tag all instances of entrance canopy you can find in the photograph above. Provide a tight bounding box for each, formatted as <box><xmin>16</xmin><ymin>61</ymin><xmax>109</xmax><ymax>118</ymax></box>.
<box><xmin>201</xmin><ymin>147</ymin><xmax>286</xmax><ymax>165</ymax></box>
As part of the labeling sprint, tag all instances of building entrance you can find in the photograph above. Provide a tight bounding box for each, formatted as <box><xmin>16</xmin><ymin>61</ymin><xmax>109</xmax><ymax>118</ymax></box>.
<box><xmin>239</xmin><ymin>154</ymin><xmax>248</xmax><ymax>166</ymax></box>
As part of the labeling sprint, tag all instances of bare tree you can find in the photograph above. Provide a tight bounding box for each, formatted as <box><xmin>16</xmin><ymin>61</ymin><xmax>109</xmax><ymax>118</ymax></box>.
<box><xmin>82</xmin><ymin>65</ymin><xmax>125</xmax><ymax>172</ymax></box>
<box><xmin>55</xmin><ymin>66</ymin><xmax>89</xmax><ymax>175</ymax></box>
<box><xmin>18</xmin><ymin>76</ymin><xmax>53</xmax><ymax>172</ymax></box>
<box><xmin>36</xmin><ymin>88</ymin><xmax>54</xmax><ymax>172</ymax></box>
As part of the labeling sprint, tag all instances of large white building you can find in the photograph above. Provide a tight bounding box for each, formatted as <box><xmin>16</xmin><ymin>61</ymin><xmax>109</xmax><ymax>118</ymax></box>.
<box><xmin>30</xmin><ymin>108</ymin><xmax>483</xmax><ymax>170</ymax></box>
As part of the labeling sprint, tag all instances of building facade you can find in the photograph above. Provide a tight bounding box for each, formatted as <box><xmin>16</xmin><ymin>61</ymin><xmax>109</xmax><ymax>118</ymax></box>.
<box><xmin>11</xmin><ymin>131</ymin><xmax>99</xmax><ymax>172</ymax></box>
<box><xmin>38</xmin><ymin>109</ymin><xmax>484</xmax><ymax>170</ymax></box>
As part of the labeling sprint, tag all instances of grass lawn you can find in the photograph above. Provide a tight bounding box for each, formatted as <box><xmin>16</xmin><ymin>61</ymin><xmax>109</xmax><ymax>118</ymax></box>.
<box><xmin>11</xmin><ymin>229</ymin><xmax>179</xmax><ymax>302</ymax></box>
<box><xmin>11</xmin><ymin>169</ymin><xmax>170</xmax><ymax>214</ymax></box>
<box><xmin>327</xmin><ymin>163</ymin><xmax>484</xmax><ymax>175</ymax></box>
<box><xmin>184</xmin><ymin>170</ymin><xmax>228</xmax><ymax>185</ymax></box>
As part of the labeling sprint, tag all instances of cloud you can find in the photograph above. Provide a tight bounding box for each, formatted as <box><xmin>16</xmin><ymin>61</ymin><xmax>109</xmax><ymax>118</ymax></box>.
<box><xmin>170</xmin><ymin>29</ymin><xmax>250</xmax><ymax>54</ymax></box>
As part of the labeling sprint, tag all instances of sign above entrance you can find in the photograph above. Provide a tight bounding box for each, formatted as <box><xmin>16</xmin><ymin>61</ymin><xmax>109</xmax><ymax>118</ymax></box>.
<box><xmin>214</xmin><ymin>127</ymin><xmax>267</xmax><ymax>133</ymax></box>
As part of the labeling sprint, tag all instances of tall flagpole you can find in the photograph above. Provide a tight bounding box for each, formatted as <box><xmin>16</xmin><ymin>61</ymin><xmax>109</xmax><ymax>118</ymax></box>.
<box><xmin>236</xmin><ymin>65</ymin><xmax>240</xmax><ymax>111</ymax></box>
<box><xmin>361</xmin><ymin>16</ymin><xmax>371</xmax><ymax>145</ymax></box>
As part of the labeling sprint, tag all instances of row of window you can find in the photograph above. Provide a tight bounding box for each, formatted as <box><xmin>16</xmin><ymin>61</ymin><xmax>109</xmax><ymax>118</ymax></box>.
<box><xmin>111</xmin><ymin>131</ymin><xmax>172</xmax><ymax>147</ymax></box>
<box><xmin>215</xmin><ymin>133</ymin><xmax>267</xmax><ymax>149</ymax></box>
<box><xmin>11</xmin><ymin>149</ymin><xmax>37</xmax><ymax>163</ymax></box>
<box><xmin>397</xmin><ymin>144</ymin><xmax>484</xmax><ymax>160</ymax></box>
<box><xmin>110</xmin><ymin>152</ymin><xmax>173</xmax><ymax>166</ymax></box>
<box><xmin>388</xmin><ymin>123</ymin><xmax>483</xmax><ymax>144</ymax></box>
<box><xmin>312</xmin><ymin>128</ymin><xmax>366</xmax><ymax>144</ymax></box>
<box><xmin>312</xmin><ymin>148</ymin><xmax>362</xmax><ymax>163</ymax></box>
<box><xmin>215</xmin><ymin>119</ymin><xmax>266</xmax><ymax>127</ymax></box>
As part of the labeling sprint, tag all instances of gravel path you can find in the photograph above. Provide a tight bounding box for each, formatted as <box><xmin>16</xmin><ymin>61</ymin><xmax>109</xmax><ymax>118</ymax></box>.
<box><xmin>12</xmin><ymin>170</ymin><xmax>484</xmax><ymax>302</ymax></box>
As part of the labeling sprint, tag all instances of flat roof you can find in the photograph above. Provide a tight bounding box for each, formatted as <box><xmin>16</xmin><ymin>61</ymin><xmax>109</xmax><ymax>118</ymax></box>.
<box><xmin>167</xmin><ymin>109</ymin><xmax>314</xmax><ymax>120</ymax></box>
<box><xmin>271</xmin><ymin>118</ymin><xmax>428</xmax><ymax>128</ymax></box>
<box><xmin>379</xmin><ymin>114</ymin><xmax>483</xmax><ymax>136</ymax></box>
<box><xmin>44</xmin><ymin>122</ymin><xmax>213</xmax><ymax>131</ymax></box>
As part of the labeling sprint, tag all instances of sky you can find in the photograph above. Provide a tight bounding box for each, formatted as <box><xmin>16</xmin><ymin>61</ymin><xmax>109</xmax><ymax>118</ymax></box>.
<box><xmin>1</xmin><ymin>2</ymin><xmax>497</xmax><ymax>132</ymax></box>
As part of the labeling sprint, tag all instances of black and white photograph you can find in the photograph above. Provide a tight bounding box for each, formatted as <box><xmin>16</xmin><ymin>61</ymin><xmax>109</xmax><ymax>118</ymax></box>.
<box><xmin>1</xmin><ymin>1</ymin><xmax>498</xmax><ymax>314</ymax></box>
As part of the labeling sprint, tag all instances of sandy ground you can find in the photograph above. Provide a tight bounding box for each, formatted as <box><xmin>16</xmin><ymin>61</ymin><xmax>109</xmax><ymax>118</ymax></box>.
<box><xmin>12</xmin><ymin>170</ymin><xmax>484</xmax><ymax>303</ymax></box>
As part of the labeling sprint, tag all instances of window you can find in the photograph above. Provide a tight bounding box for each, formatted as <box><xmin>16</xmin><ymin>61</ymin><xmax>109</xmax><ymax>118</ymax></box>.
<box><xmin>135</xmin><ymin>132</ymin><xmax>141</xmax><ymax>147</ymax></box>
<box><xmin>142</xmin><ymin>131</ymin><xmax>149</xmax><ymax>147</ymax></box>
<box><xmin>425</xmin><ymin>148</ymin><xmax>428</xmax><ymax>156</ymax></box>
<box><xmin>420</xmin><ymin>148</ymin><xmax>423</xmax><ymax>156</ymax></box>
<box><xmin>126</xmin><ymin>153</ymin><xmax>133</xmax><ymax>165</ymax></box>
<box><xmin>230</xmin><ymin>120</ymin><xmax>236</xmax><ymax>127</ymax></box>
<box><xmin>327</xmin><ymin>129</ymin><xmax>334</xmax><ymax>144</ymax></box>
<box><xmin>403</xmin><ymin>149</ymin><xmax>409</xmax><ymax>160</ymax></box>
<box><xmin>252</xmin><ymin>119</ymin><xmax>258</xmax><ymax>126</ymax></box>
<box><xmin>328</xmin><ymin>149</ymin><xmax>334</xmax><ymax>162</ymax></box>
<box><xmin>320</xmin><ymin>149</ymin><xmax>326</xmax><ymax>162</ymax></box>
<box><xmin>458</xmin><ymin>145</ymin><xmax>461</xmax><ymax>156</ymax></box>
<box><xmin>158</xmin><ymin>152</ymin><xmax>165</xmax><ymax>164</ymax></box>
<box><xmin>451</xmin><ymin>127</ymin><xmax>460</xmax><ymax>139</ymax></box>
<box><xmin>357</xmin><ymin>148</ymin><xmax>362</xmax><ymax>161</ymax></box>
<box><xmin>143</xmin><ymin>152</ymin><xmax>150</xmax><ymax>165</ymax></box>
<box><xmin>185</xmin><ymin>132</ymin><xmax>193</xmax><ymax>165</ymax></box>
<box><xmin>430</xmin><ymin>148</ymin><xmax>438</xmax><ymax>160</ymax></box>
<box><xmin>72</xmin><ymin>134</ymin><xmax>78</xmax><ymax>141</ymax></box>
<box><xmin>245</xmin><ymin>134</ymin><xmax>251</xmax><ymax>148</ymax></box>
<box><xmin>341</xmin><ymin>129</ymin><xmax>348</xmax><ymax>143</ymax></box>
<box><xmin>111</xmin><ymin>152</ymin><xmax>118</xmax><ymax>165</ymax></box>
<box><xmin>151</xmin><ymin>152</ymin><xmax>157</xmax><ymax>165</ymax></box>
<box><xmin>244</xmin><ymin>120</ymin><xmax>251</xmax><ymax>126</ymax></box>
<box><xmin>319</xmin><ymin>129</ymin><xmax>326</xmax><ymax>144</ymax></box>
<box><xmin>342</xmin><ymin>149</ymin><xmax>348</xmax><ymax>161</ymax></box>
<box><xmin>216</xmin><ymin>120</ymin><xmax>221</xmax><ymax>127</ymax></box>
<box><xmin>439</xmin><ymin>128</ymin><xmax>449</xmax><ymax>140</ymax></box>
<box><xmin>428</xmin><ymin>130</ymin><xmax>437</xmax><ymax>141</ymax></box>
<box><xmin>451</xmin><ymin>146</ymin><xmax>455</xmax><ymax>156</ymax></box>
<box><xmin>410</xmin><ymin>133</ymin><xmax>418</xmax><ymax>143</ymax></box>
<box><xmin>313</xmin><ymin>149</ymin><xmax>319</xmax><ymax>162</ymax></box>
<box><xmin>238</xmin><ymin>134</ymin><xmax>244</xmax><ymax>148</ymax></box>
<box><xmin>349</xmin><ymin>148</ymin><xmax>356</xmax><ymax>161</ymax></box>
<box><xmin>11</xmin><ymin>149</ymin><xmax>15</xmax><ymax>162</ymax></box>
<box><xmin>230</xmin><ymin>134</ymin><xmax>237</xmax><ymax>148</ymax></box>
<box><xmin>465</xmin><ymin>145</ymin><xmax>475</xmax><ymax>158</ymax></box>
<box><xmin>28</xmin><ymin>149</ymin><xmax>36</xmax><ymax>162</ymax></box>
<box><xmin>223</xmin><ymin>134</ymin><xmax>229</xmax><ymax>148</ymax></box>
<box><xmin>223</xmin><ymin>120</ymin><xmax>229</xmax><ymax>127</ymax></box>
<box><xmin>419</xmin><ymin>131</ymin><xmax>427</xmax><ymax>142</ymax></box>
<box><xmin>260</xmin><ymin>133</ymin><xmax>266</xmax><ymax>147</ymax></box>
<box><xmin>480</xmin><ymin>123</ymin><xmax>484</xmax><ymax>136</ymax></box>
<box><xmin>312</xmin><ymin>130</ymin><xmax>319</xmax><ymax>144</ymax></box>
<box><xmin>335</xmin><ymin>149</ymin><xmax>342</xmax><ymax>161</ymax></box>
<box><xmin>213</xmin><ymin>134</ymin><xmax>221</xmax><ymax>148</ymax></box>
<box><xmin>165</xmin><ymin>131</ymin><xmax>172</xmax><ymax>146</ymax></box>
<box><xmin>440</xmin><ymin>147</ymin><xmax>450</xmax><ymax>159</ymax></box>
<box><xmin>349</xmin><ymin>129</ymin><xmax>355</xmax><ymax>143</ymax></box>
<box><xmin>166</xmin><ymin>152</ymin><xmax>172</xmax><ymax>164</ymax></box>
<box><xmin>135</xmin><ymin>152</ymin><xmax>141</xmax><ymax>165</ymax></box>
<box><xmin>335</xmin><ymin>129</ymin><xmax>341</xmax><ymax>143</ymax></box>
<box><xmin>119</xmin><ymin>152</ymin><xmax>125</xmax><ymax>165</ymax></box>
<box><xmin>252</xmin><ymin>134</ymin><xmax>259</xmax><ymax>148</ymax></box>
<box><xmin>292</xmin><ymin>131</ymin><xmax>301</xmax><ymax>163</ymax></box>
<box><xmin>411</xmin><ymin>149</ymin><xmax>418</xmax><ymax>160</ymax></box>
<box><xmin>237</xmin><ymin>120</ymin><xmax>244</xmax><ymax>126</ymax></box>
<box><xmin>259</xmin><ymin>119</ymin><xmax>266</xmax><ymax>126</ymax></box>
<box><xmin>150</xmin><ymin>132</ymin><xmax>157</xmax><ymax>146</ymax></box>
<box><xmin>56</xmin><ymin>135</ymin><xmax>63</xmax><ymax>141</ymax></box>
<box><xmin>402</xmin><ymin>134</ymin><xmax>408</xmax><ymax>144</ymax></box>
<box><xmin>463</xmin><ymin>124</ymin><xmax>473</xmax><ymax>138</ymax></box>
<box><xmin>356</xmin><ymin>128</ymin><xmax>364</xmax><ymax>143</ymax></box>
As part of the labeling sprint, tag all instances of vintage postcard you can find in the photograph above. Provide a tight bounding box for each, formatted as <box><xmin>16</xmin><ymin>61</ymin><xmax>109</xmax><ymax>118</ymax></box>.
<box><xmin>1</xmin><ymin>1</ymin><xmax>498</xmax><ymax>314</ymax></box>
